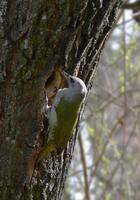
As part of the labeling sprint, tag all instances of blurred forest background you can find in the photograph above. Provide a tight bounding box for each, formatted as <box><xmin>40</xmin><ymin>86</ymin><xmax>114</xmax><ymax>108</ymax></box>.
<box><xmin>64</xmin><ymin>3</ymin><xmax>140</xmax><ymax>200</ymax></box>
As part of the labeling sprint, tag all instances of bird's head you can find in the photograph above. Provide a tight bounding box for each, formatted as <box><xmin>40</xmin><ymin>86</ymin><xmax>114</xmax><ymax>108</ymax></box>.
<box><xmin>64</xmin><ymin>72</ymin><xmax>87</xmax><ymax>97</ymax></box>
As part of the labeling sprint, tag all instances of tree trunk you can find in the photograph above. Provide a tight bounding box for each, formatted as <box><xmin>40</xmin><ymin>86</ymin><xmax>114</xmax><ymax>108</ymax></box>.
<box><xmin>0</xmin><ymin>0</ymin><xmax>121</xmax><ymax>199</ymax></box>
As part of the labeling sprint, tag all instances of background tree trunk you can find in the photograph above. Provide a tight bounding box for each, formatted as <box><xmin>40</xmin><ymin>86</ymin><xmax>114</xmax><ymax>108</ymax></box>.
<box><xmin>0</xmin><ymin>0</ymin><xmax>121</xmax><ymax>199</ymax></box>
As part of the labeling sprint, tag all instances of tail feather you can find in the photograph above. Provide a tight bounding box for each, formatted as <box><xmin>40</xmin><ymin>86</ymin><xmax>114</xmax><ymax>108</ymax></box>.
<box><xmin>38</xmin><ymin>141</ymin><xmax>56</xmax><ymax>162</ymax></box>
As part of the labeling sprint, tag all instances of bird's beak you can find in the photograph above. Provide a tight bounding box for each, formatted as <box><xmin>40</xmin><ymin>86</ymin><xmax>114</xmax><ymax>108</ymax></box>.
<box><xmin>63</xmin><ymin>71</ymin><xmax>69</xmax><ymax>78</ymax></box>
<box><xmin>63</xmin><ymin>72</ymin><xmax>75</xmax><ymax>88</ymax></box>
<box><xmin>63</xmin><ymin>72</ymin><xmax>70</xmax><ymax>82</ymax></box>
<box><xmin>63</xmin><ymin>72</ymin><xmax>73</xmax><ymax>80</ymax></box>
<box><xmin>63</xmin><ymin>71</ymin><xmax>71</xmax><ymax>87</ymax></box>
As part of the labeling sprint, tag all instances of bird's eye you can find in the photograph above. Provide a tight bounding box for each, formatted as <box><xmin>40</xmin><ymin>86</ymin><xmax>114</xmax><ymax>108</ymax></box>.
<box><xmin>70</xmin><ymin>77</ymin><xmax>75</xmax><ymax>84</ymax></box>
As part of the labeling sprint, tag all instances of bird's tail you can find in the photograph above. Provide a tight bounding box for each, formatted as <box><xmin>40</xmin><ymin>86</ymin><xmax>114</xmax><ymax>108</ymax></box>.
<box><xmin>37</xmin><ymin>141</ymin><xmax>56</xmax><ymax>162</ymax></box>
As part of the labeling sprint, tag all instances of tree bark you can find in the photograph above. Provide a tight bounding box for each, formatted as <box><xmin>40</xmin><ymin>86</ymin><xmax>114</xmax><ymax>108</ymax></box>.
<box><xmin>0</xmin><ymin>0</ymin><xmax>121</xmax><ymax>199</ymax></box>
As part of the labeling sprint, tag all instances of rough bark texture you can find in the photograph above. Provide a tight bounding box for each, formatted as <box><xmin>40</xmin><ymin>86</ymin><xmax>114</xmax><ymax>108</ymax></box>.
<box><xmin>0</xmin><ymin>0</ymin><xmax>121</xmax><ymax>199</ymax></box>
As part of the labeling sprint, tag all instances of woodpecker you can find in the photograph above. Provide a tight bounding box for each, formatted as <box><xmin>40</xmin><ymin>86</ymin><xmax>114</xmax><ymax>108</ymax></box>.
<box><xmin>38</xmin><ymin>73</ymin><xmax>87</xmax><ymax>161</ymax></box>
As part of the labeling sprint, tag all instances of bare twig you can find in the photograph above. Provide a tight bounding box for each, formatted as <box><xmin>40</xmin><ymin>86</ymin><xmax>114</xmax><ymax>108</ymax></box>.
<box><xmin>78</xmin><ymin>134</ymin><xmax>90</xmax><ymax>200</ymax></box>
<box><xmin>122</xmin><ymin>1</ymin><xmax>140</xmax><ymax>10</ymax></box>
<box><xmin>100</xmin><ymin>111</ymin><xmax>140</xmax><ymax>199</ymax></box>
<box><xmin>89</xmin><ymin>104</ymin><xmax>140</xmax><ymax>187</ymax></box>
<box><xmin>117</xmin><ymin>11</ymin><xmax>140</xmax><ymax>26</ymax></box>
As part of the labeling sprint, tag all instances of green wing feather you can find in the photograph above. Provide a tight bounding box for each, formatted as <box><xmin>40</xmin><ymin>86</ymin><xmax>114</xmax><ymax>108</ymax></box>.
<box><xmin>38</xmin><ymin>141</ymin><xmax>56</xmax><ymax>162</ymax></box>
<box><xmin>52</xmin><ymin>96</ymin><xmax>82</xmax><ymax>148</ymax></box>
<box><xmin>38</xmin><ymin>96</ymin><xmax>82</xmax><ymax>161</ymax></box>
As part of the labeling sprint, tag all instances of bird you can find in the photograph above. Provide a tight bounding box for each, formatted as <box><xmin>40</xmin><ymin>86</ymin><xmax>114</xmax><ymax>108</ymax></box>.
<box><xmin>38</xmin><ymin>72</ymin><xmax>87</xmax><ymax>161</ymax></box>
